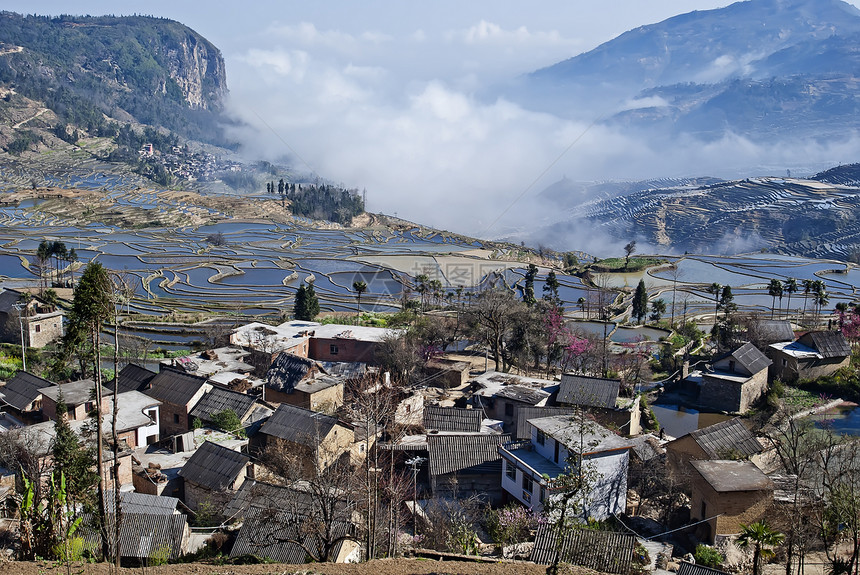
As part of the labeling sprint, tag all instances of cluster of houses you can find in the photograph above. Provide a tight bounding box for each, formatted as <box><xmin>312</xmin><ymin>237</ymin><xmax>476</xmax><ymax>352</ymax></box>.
<box><xmin>0</xmin><ymin>305</ymin><xmax>854</xmax><ymax>570</ymax></box>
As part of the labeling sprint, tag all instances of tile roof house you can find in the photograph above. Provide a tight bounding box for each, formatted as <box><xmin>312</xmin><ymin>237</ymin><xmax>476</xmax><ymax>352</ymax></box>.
<box><xmin>471</xmin><ymin>371</ymin><xmax>555</xmax><ymax>433</ymax></box>
<box><xmin>229</xmin><ymin>505</ymin><xmax>359</xmax><ymax>563</ymax></box>
<box><xmin>666</xmin><ymin>418</ymin><xmax>764</xmax><ymax>477</ymax></box>
<box><xmin>189</xmin><ymin>386</ymin><xmax>262</xmax><ymax>427</ymax></box>
<box><xmin>39</xmin><ymin>379</ymin><xmax>113</xmax><ymax>421</ymax></box>
<box><xmin>145</xmin><ymin>367</ymin><xmax>212</xmax><ymax>437</ymax></box>
<box><xmin>699</xmin><ymin>343</ymin><xmax>772</xmax><ymax>413</ymax></box>
<box><xmin>0</xmin><ymin>371</ymin><xmax>56</xmax><ymax>418</ymax></box>
<box><xmin>0</xmin><ymin>288</ymin><xmax>64</xmax><ymax>348</ymax></box>
<box><xmin>769</xmin><ymin>330</ymin><xmax>852</xmax><ymax>382</ymax></box>
<box><xmin>250</xmin><ymin>403</ymin><xmax>354</xmax><ymax>475</ymax></box>
<box><xmin>178</xmin><ymin>440</ymin><xmax>251</xmax><ymax>512</ymax></box>
<box><xmin>427</xmin><ymin>432</ymin><xmax>511</xmax><ymax>503</ymax></box>
<box><xmin>555</xmin><ymin>374</ymin><xmax>642</xmax><ymax>435</ymax></box>
<box><xmin>499</xmin><ymin>414</ymin><xmax>631</xmax><ymax>519</ymax></box>
<box><xmin>690</xmin><ymin>460</ymin><xmax>774</xmax><ymax>544</ymax></box>
<box><xmin>265</xmin><ymin>352</ymin><xmax>343</xmax><ymax>411</ymax></box>
<box><xmin>423</xmin><ymin>405</ymin><xmax>483</xmax><ymax>432</ymax></box>
<box><xmin>113</xmin><ymin>363</ymin><xmax>158</xmax><ymax>394</ymax></box>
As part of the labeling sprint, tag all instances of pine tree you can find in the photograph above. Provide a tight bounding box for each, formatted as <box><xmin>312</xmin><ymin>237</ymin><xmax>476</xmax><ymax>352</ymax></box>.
<box><xmin>51</xmin><ymin>394</ymin><xmax>98</xmax><ymax>509</ymax></box>
<box><xmin>306</xmin><ymin>283</ymin><xmax>320</xmax><ymax>319</ymax></box>
<box><xmin>294</xmin><ymin>284</ymin><xmax>310</xmax><ymax>320</ymax></box>
<box><xmin>523</xmin><ymin>264</ymin><xmax>538</xmax><ymax>306</ymax></box>
<box><xmin>632</xmin><ymin>279</ymin><xmax>648</xmax><ymax>324</ymax></box>
<box><xmin>543</xmin><ymin>270</ymin><xmax>561</xmax><ymax>307</ymax></box>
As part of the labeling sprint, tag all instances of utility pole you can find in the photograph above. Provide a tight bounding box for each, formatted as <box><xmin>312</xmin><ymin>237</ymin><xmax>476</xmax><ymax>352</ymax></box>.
<box><xmin>12</xmin><ymin>302</ymin><xmax>26</xmax><ymax>372</ymax></box>
<box><xmin>406</xmin><ymin>456</ymin><xmax>426</xmax><ymax>543</ymax></box>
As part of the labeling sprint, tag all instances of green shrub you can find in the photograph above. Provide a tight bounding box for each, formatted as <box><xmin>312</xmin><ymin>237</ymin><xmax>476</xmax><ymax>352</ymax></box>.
<box><xmin>694</xmin><ymin>544</ymin><xmax>723</xmax><ymax>568</ymax></box>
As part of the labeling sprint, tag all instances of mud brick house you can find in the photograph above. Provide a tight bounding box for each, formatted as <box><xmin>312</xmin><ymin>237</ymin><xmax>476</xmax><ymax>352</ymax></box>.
<box><xmin>499</xmin><ymin>414</ymin><xmax>630</xmax><ymax>519</ymax></box>
<box><xmin>0</xmin><ymin>289</ymin><xmax>64</xmax><ymax>348</ymax></box>
<box><xmin>699</xmin><ymin>343</ymin><xmax>772</xmax><ymax>413</ymax></box>
<box><xmin>665</xmin><ymin>418</ymin><xmax>764</xmax><ymax>478</ymax></box>
<box><xmin>0</xmin><ymin>371</ymin><xmax>57</xmax><ymax>421</ymax></box>
<box><xmin>768</xmin><ymin>330</ymin><xmax>851</xmax><ymax>382</ymax></box>
<box><xmin>690</xmin><ymin>459</ymin><xmax>774</xmax><ymax>544</ymax></box>
<box><xmin>423</xmin><ymin>357</ymin><xmax>471</xmax><ymax>388</ymax></box>
<box><xmin>39</xmin><ymin>379</ymin><xmax>112</xmax><ymax>422</ymax></box>
<box><xmin>556</xmin><ymin>374</ymin><xmax>641</xmax><ymax>435</ymax></box>
<box><xmin>178</xmin><ymin>440</ymin><xmax>251</xmax><ymax>512</ymax></box>
<box><xmin>265</xmin><ymin>352</ymin><xmax>343</xmax><ymax>411</ymax></box>
<box><xmin>144</xmin><ymin>367</ymin><xmax>212</xmax><ymax>437</ymax></box>
<box><xmin>250</xmin><ymin>403</ymin><xmax>354</xmax><ymax>475</ymax></box>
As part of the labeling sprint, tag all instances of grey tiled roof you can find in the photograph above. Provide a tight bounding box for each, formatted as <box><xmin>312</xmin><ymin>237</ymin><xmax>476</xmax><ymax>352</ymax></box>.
<box><xmin>0</xmin><ymin>371</ymin><xmax>56</xmax><ymax>411</ymax></box>
<box><xmin>189</xmin><ymin>386</ymin><xmax>257</xmax><ymax>422</ymax></box>
<box><xmin>147</xmin><ymin>367</ymin><xmax>209</xmax><ymax>406</ymax></box>
<box><xmin>688</xmin><ymin>418</ymin><xmax>762</xmax><ymax>459</ymax></box>
<box><xmin>266</xmin><ymin>352</ymin><xmax>323</xmax><ymax>393</ymax></box>
<box><xmin>114</xmin><ymin>364</ymin><xmax>157</xmax><ymax>394</ymax></box>
<box><xmin>0</xmin><ymin>289</ymin><xmax>21</xmax><ymax>313</ymax></box>
<box><xmin>803</xmin><ymin>330</ymin><xmax>851</xmax><ymax>358</ymax></box>
<box><xmin>224</xmin><ymin>480</ymin><xmax>309</xmax><ymax>519</ymax></box>
<box><xmin>753</xmin><ymin>320</ymin><xmax>795</xmax><ymax>345</ymax></box>
<box><xmin>531</xmin><ymin>523</ymin><xmax>636</xmax><ymax>572</ymax></box>
<box><xmin>728</xmin><ymin>342</ymin><xmax>772</xmax><ymax>374</ymax></box>
<box><xmin>514</xmin><ymin>406</ymin><xmax>577</xmax><ymax>440</ymax></box>
<box><xmin>178</xmin><ymin>440</ymin><xmax>249</xmax><ymax>491</ymax></box>
<box><xmin>229</xmin><ymin>505</ymin><xmax>352</xmax><ymax>563</ymax></box>
<box><xmin>691</xmin><ymin>460</ymin><xmax>774</xmax><ymax>492</ymax></box>
<box><xmin>81</xmin><ymin>512</ymin><xmax>188</xmax><ymax>560</ymax></box>
<box><xmin>258</xmin><ymin>403</ymin><xmax>344</xmax><ymax>446</ymax></box>
<box><xmin>427</xmin><ymin>433</ymin><xmax>510</xmax><ymax>477</ymax></box>
<box><xmin>677</xmin><ymin>561</ymin><xmax>730</xmax><ymax>575</ymax></box>
<box><xmin>557</xmin><ymin>374</ymin><xmax>620</xmax><ymax>408</ymax></box>
<box><xmin>423</xmin><ymin>405</ymin><xmax>483</xmax><ymax>432</ymax></box>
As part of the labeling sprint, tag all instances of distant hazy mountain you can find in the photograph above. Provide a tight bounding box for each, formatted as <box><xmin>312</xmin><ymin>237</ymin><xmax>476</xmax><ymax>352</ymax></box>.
<box><xmin>512</xmin><ymin>0</ymin><xmax>860</xmax><ymax>141</ymax></box>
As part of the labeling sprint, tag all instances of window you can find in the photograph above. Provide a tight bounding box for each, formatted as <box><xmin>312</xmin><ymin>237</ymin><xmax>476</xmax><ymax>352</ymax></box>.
<box><xmin>728</xmin><ymin>360</ymin><xmax>736</xmax><ymax>372</ymax></box>
<box><xmin>330</xmin><ymin>344</ymin><xmax>339</xmax><ymax>355</ymax></box>
<box><xmin>173</xmin><ymin>413</ymin><xmax>180</xmax><ymax>424</ymax></box>
<box><xmin>34</xmin><ymin>324</ymin><xmax>41</xmax><ymax>333</ymax></box>
<box><xmin>536</xmin><ymin>430</ymin><xmax>546</xmax><ymax>446</ymax></box>
<box><xmin>522</xmin><ymin>474</ymin><xmax>533</xmax><ymax>494</ymax></box>
<box><xmin>540</xmin><ymin>486</ymin><xmax>546</xmax><ymax>503</ymax></box>
<box><xmin>504</xmin><ymin>403</ymin><xmax>514</xmax><ymax>416</ymax></box>
<box><xmin>505</xmin><ymin>461</ymin><xmax>516</xmax><ymax>481</ymax></box>
<box><xmin>84</xmin><ymin>401</ymin><xmax>94</xmax><ymax>413</ymax></box>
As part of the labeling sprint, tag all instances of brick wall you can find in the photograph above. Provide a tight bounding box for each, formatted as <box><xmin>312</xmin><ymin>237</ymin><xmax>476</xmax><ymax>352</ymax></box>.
<box><xmin>309</xmin><ymin>337</ymin><xmax>378</xmax><ymax>364</ymax></box>
<box><xmin>690</xmin><ymin>471</ymin><xmax>773</xmax><ymax>543</ymax></box>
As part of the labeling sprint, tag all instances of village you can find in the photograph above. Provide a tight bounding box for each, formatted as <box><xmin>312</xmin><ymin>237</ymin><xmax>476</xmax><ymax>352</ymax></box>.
<box><xmin>0</xmin><ymin>255</ymin><xmax>858</xmax><ymax>575</ymax></box>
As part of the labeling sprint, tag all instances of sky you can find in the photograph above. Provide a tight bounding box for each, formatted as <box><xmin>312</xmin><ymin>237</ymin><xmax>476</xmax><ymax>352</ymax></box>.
<box><xmin>7</xmin><ymin>1</ymin><xmax>860</xmax><ymax>244</ymax></box>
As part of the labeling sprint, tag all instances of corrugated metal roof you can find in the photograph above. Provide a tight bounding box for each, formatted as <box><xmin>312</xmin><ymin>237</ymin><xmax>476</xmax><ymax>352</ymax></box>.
<box><xmin>178</xmin><ymin>440</ymin><xmax>249</xmax><ymax>491</ymax></box>
<box><xmin>80</xmin><ymin>512</ymin><xmax>188</xmax><ymax>560</ymax></box>
<box><xmin>114</xmin><ymin>364</ymin><xmax>157</xmax><ymax>394</ymax></box>
<box><xmin>530</xmin><ymin>524</ymin><xmax>636</xmax><ymax>573</ymax></box>
<box><xmin>229</xmin><ymin>505</ymin><xmax>352</xmax><ymax>563</ymax></box>
<box><xmin>729</xmin><ymin>342</ymin><xmax>772</xmax><ymax>374</ymax></box>
<box><xmin>514</xmin><ymin>406</ymin><xmax>577</xmax><ymax>440</ymax></box>
<box><xmin>189</xmin><ymin>386</ymin><xmax>257</xmax><ymax>422</ymax></box>
<box><xmin>266</xmin><ymin>352</ymin><xmax>323</xmax><ymax>393</ymax></box>
<box><xmin>688</xmin><ymin>418</ymin><xmax>763</xmax><ymax>459</ymax></box>
<box><xmin>423</xmin><ymin>406</ymin><xmax>483</xmax><ymax>432</ymax></box>
<box><xmin>105</xmin><ymin>490</ymin><xmax>179</xmax><ymax>515</ymax></box>
<box><xmin>677</xmin><ymin>561</ymin><xmax>730</xmax><ymax>575</ymax></box>
<box><xmin>258</xmin><ymin>403</ymin><xmax>343</xmax><ymax>446</ymax></box>
<box><xmin>0</xmin><ymin>371</ymin><xmax>55</xmax><ymax>411</ymax></box>
<box><xmin>803</xmin><ymin>330</ymin><xmax>851</xmax><ymax>358</ymax></box>
<box><xmin>557</xmin><ymin>374</ymin><xmax>620</xmax><ymax>408</ymax></box>
<box><xmin>225</xmin><ymin>480</ymin><xmax>310</xmax><ymax>519</ymax></box>
<box><xmin>147</xmin><ymin>367</ymin><xmax>209</xmax><ymax>406</ymax></box>
<box><xmin>427</xmin><ymin>433</ymin><xmax>510</xmax><ymax>477</ymax></box>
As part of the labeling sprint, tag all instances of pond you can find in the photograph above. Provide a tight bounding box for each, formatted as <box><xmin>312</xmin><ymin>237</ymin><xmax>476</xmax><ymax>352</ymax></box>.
<box><xmin>611</xmin><ymin>325</ymin><xmax>670</xmax><ymax>343</ymax></box>
<box><xmin>812</xmin><ymin>403</ymin><xmax>860</xmax><ymax>437</ymax></box>
<box><xmin>651</xmin><ymin>403</ymin><xmax>733</xmax><ymax>439</ymax></box>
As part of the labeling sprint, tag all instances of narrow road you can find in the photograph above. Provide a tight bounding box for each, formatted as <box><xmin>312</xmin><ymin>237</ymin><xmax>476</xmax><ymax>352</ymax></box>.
<box><xmin>12</xmin><ymin>107</ymin><xmax>48</xmax><ymax>129</ymax></box>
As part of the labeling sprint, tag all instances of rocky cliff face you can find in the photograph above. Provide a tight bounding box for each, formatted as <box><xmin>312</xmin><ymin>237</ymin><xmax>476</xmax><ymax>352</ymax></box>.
<box><xmin>161</xmin><ymin>30</ymin><xmax>228</xmax><ymax>111</ymax></box>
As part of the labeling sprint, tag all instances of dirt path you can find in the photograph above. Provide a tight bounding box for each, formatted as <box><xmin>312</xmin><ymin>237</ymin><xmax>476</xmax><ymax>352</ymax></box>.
<box><xmin>12</xmin><ymin>107</ymin><xmax>48</xmax><ymax>129</ymax></box>
<box><xmin>0</xmin><ymin>558</ymin><xmax>563</xmax><ymax>575</ymax></box>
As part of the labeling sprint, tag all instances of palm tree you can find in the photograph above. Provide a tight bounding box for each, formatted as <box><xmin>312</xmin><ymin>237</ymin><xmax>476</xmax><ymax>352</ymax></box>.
<box><xmin>352</xmin><ymin>280</ymin><xmax>367</xmax><ymax>318</ymax></box>
<box><xmin>784</xmin><ymin>278</ymin><xmax>797</xmax><ymax>321</ymax></box>
<box><xmin>768</xmin><ymin>279</ymin><xmax>783</xmax><ymax>319</ymax></box>
<box><xmin>802</xmin><ymin>279</ymin><xmax>814</xmax><ymax>324</ymax></box>
<box><xmin>737</xmin><ymin>521</ymin><xmax>784</xmax><ymax>575</ymax></box>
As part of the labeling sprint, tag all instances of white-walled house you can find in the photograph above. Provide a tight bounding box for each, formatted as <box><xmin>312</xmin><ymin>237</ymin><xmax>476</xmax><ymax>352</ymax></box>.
<box><xmin>498</xmin><ymin>414</ymin><xmax>631</xmax><ymax>520</ymax></box>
